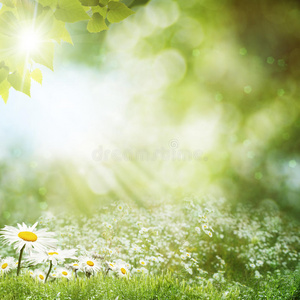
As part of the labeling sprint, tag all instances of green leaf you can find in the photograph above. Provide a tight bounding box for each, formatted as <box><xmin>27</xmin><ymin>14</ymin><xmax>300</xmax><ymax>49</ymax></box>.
<box><xmin>107</xmin><ymin>1</ymin><xmax>135</xmax><ymax>23</ymax></box>
<box><xmin>37</xmin><ymin>0</ymin><xmax>58</xmax><ymax>8</ymax></box>
<box><xmin>87</xmin><ymin>13</ymin><xmax>108</xmax><ymax>33</ymax></box>
<box><xmin>31</xmin><ymin>68</ymin><xmax>43</xmax><ymax>85</ymax></box>
<box><xmin>79</xmin><ymin>0</ymin><xmax>100</xmax><ymax>6</ymax></box>
<box><xmin>61</xmin><ymin>27</ymin><xmax>73</xmax><ymax>45</ymax></box>
<box><xmin>92</xmin><ymin>5</ymin><xmax>107</xmax><ymax>17</ymax></box>
<box><xmin>55</xmin><ymin>0</ymin><xmax>90</xmax><ymax>23</ymax></box>
<box><xmin>50</xmin><ymin>19</ymin><xmax>73</xmax><ymax>45</ymax></box>
<box><xmin>99</xmin><ymin>0</ymin><xmax>109</xmax><ymax>5</ymax></box>
<box><xmin>0</xmin><ymin>67</ymin><xmax>9</xmax><ymax>84</ymax></box>
<box><xmin>129</xmin><ymin>0</ymin><xmax>150</xmax><ymax>8</ymax></box>
<box><xmin>32</xmin><ymin>42</ymin><xmax>55</xmax><ymax>71</ymax></box>
<box><xmin>0</xmin><ymin>11</ymin><xmax>17</xmax><ymax>36</ymax></box>
<box><xmin>49</xmin><ymin>19</ymin><xmax>65</xmax><ymax>43</ymax></box>
<box><xmin>7</xmin><ymin>71</ymin><xmax>31</xmax><ymax>97</ymax></box>
<box><xmin>1</xmin><ymin>0</ymin><xmax>15</xmax><ymax>8</ymax></box>
<box><xmin>0</xmin><ymin>80</ymin><xmax>10</xmax><ymax>103</ymax></box>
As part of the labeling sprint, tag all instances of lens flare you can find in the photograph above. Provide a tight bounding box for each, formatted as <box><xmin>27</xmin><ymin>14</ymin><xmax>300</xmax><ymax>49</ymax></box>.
<box><xmin>18</xmin><ymin>28</ymin><xmax>41</xmax><ymax>54</ymax></box>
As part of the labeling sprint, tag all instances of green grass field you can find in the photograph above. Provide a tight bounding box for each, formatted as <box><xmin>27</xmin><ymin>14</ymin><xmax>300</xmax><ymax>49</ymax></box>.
<box><xmin>0</xmin><ymin>270</ymin><xmax>299</xmax><ymax>300</ymax></box>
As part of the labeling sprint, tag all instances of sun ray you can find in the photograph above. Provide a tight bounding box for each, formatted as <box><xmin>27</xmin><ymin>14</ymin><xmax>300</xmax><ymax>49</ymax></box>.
<box><xmin>20</xmin><ymin>1</ymin><xmax>39</xmax><ymax>92</ymax></box>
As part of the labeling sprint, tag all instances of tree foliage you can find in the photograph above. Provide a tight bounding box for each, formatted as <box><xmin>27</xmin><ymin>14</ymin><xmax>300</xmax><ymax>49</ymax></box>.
<box><xmin>0</xmin><ymin>0</ymin><xmax>135</xmax><ymax>102</ymax></box>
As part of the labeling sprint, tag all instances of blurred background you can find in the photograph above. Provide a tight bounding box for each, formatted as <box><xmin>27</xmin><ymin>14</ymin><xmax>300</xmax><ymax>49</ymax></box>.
<box><xmin>0</xmin><ymin>0</ymin><xmax>300</xmax><ymax>225</ymax></box>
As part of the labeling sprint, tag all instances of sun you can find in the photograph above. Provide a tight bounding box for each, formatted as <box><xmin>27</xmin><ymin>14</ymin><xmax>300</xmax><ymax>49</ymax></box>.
<box><xmin>18</xmin><ymin>27</ymin><xmax>41</xmax><ymax>54</ymax></box>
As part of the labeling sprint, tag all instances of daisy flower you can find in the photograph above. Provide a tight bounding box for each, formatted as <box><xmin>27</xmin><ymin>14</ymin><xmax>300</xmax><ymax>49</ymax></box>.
<box><xmin>256</xmin><ymin>260</ymin><xmax>264</xmax><ymax>266</ymax></box>
<box><xmin>150</xmin><ymin>256</ymin><xmax>157</xmax><ymax>262</ymax></box>
<box><xmin>33</xmin><ymin>269</ymin><xmax>46</xmax><ymax>283</ymax></box>
<box><xmin>27</xmin><ymin>248</ymin><xmax>77</xmax><ymax>282</ymax></box>
<box><xmin>58</xmin><ymin>268</ymin><xmax>72</xmax><ymax>279</ymax></box>
<box><xmin>0</xmin><ymin>257</ymin><xmax>16</xmax><ymax>275</ymax></box>
<box><xmin>116</xmin><ymin>265</ymin><xmax>129</xmax><ymax>277</ymax></box>
<box><xmin>26</xmin><ymin>248</ymin><xmax>77</xmax><ymax>266</ymax></box>
<box><xmin>133</xmin><ymin>268</ymin><xmax>142</xmax><ymax>274</ymax></box>
<box><xmin>50</xmin><ymin>272</ymin><xmax>58</xmax><ymax>279</ymax></box>
<box><xmin>1</xmin><ymin>222</ymin><xmax>57</xmax><ymax>254</ymax></box>
<box><xmin>106</xmin><ymin>223</ymin><xmax>113</xmax><ymax>229</ymax></box>
<box><xmin>106</xmin><ymin>261</ymin><xmax>116</xmax><ymax>271</ymax></box>
<box><xmin>117</xmin><ymin>204</ymin><xmax>123</xmax><ymax>211</ymax></box>
<box><xmin>205</xmin><ymin>230</ymin><xmax>213</xmax><ymax>237</ymax></box>
<box><xmin>191</xmin><ymin>258</ymin><xmax>198</xmax><ymax>264</ymax></box>
<box><xmin>79</xmin><ymin>256</ymin><xmax>102</xmax><ymax>274</ymax></box>
<box><xmin>125</xmin><ymin>262</ymin><xmax>131</xmax><ymax>269</ymax></box>
<box><xmin>112</xmin><ymin>259</ymin><xmax>130</xmax><ymax>277</ymax></box>
<box><xmin>69</xmin><ymin>262</ymin><xmax>80</xmax><ymax>271</ymax></box>
<box><xmin>180</xmin><ymin>254</ymin><xmax>186</xmax><ymax>260</ymax></box>
<box><xmin>139</xmin><ymin>259</ymin><xmax>147</xmax><ymax>266</ymax></box>
<box><xmin>0</xmin><ymin>222</ymin><xmax>57</xmax><ymax>276</ymax></box>
<box><xmin>107</xmin><ymin>248</ymin><xmax>114</xmax><ymax>255</ymax></box>
<box><xmin>132</xmin><ymin>245</ymin><xmax>141</xmax><ymax>252</ymax></box>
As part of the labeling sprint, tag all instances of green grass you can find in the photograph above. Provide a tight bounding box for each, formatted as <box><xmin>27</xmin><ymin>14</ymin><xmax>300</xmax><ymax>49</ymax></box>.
<box><xmin>0</xmin><ymin>270</ymin><xmax>299</xmax><ymax>300</ymax></box>
<box><xmin>0</xmin><ymin>274</ymin><xmax>220</xmax><ymax>300</ymax></box>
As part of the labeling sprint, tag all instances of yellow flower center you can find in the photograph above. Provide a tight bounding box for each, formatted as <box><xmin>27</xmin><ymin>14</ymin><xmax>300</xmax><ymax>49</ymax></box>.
<box><xmin>48</xmin><ymin>252</ymin><xmax>59</xmax><ymax>256</ymax></box>
<box><xmin>18</xmin><ymin>231</ymin><xmax>38</xmax><ymax>242</ymax></box>
<box><xmin>87</xmin><ymin>260</ymin><xmax>94</xmax><ymax>266</ymax></box>
<box><xmin>141</xmin><ymin>261</ymin><xmax>145</xmax><ymax>265</ymax></box>
<box><xmin>39</xmin><ymin>274</ymin><xmax>44</xmax><ymax>280</ymax></box>
<box><xmin>1</xmin><ymin>263</ymin><xmax>8</xmax><ymax>269</ymax></box>
<box><xmin>62</xmin><ymin>271</ymin><xmax>68</xmax><ymax>276</ymax></box>
<box><xmin>121</xmin><ymin>267</ymin><xmax>126</xmax><ymax>274</ymax></box>
<box><xmin>73</xmin><ymin>264</ymin><xmax>79</xmax><ymax>266</ymax></box>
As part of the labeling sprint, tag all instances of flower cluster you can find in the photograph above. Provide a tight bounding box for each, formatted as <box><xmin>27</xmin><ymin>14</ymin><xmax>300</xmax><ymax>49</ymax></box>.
<box><xmin>1</xmin><ymin>198</ymin><xmax>299</xmax><ymax>292</ymax></box>
<box><xmin>0</xmin><ymin>220</ymin><xmax>136</xmax><ymax>281</ymax></box>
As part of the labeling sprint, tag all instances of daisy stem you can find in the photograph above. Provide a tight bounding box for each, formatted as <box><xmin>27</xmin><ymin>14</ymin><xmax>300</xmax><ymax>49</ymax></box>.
<box><xmin>17</xmin><ymin>245</ymin><xmax>25</xmax><ymax>276</ymax></box>
<box><xmin>45</xmin><ymin>260</ymin><xmax>53</xmax><ymax>283</ymax></box>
